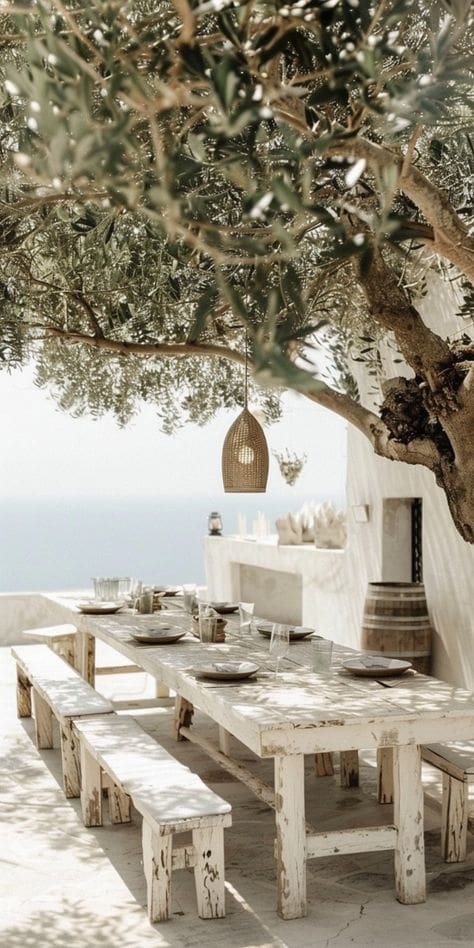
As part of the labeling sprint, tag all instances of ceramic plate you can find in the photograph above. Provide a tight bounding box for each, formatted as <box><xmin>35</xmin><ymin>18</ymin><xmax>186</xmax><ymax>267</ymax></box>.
<box><xmin>191</xmin><ymin>661</ymin><xmax>259</xmax><ymax>681</ymax></box>
<box><xmin>343</xmin><ymin>657</ymin><xmax>412</xmax><ymax>677</ymax></box>
<box><xmin>131</xmin><ymin>628</ymin><xmax>187</xmax><ymax>645</ymax></box>
<box><xmin>78</xmin><ymin>601</ymin><xmax>125</xmax><ymax>615</ymax></box>
<box><xmin>154</xmin><ymin>586</ymin><xmax>180</xmax><ymax>596</ymax></box>
<box><xmin>207</xmin><ymin>602</ymin><xmax>238</xmax><ymax>614</ymax></box>
<box><xmin>257</xmin><ymin>624</ymin><xmax>315</xmax><ymax>641</ymax></box>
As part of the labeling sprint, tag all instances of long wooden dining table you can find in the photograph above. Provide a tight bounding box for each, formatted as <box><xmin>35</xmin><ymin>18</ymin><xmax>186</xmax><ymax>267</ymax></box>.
<box><xmin>50</xmin><ymin>599</ymin><xmax>474</xmax><ymax>920</ymax></box>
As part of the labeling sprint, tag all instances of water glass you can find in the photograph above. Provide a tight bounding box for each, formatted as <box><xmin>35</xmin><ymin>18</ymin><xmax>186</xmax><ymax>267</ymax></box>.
<box><xmin>138</xmin><ymin>586</ymin><xmax>153</xmax><ymax>614</ymax></box>
<box><xmin>183</xmin><ymin>583</ymin><xmax>197</xmax><ymax>615</ymax></box>
<box><xmin>270</xmin><ymin>624</ymin><xmax>290</xmax><ymax>678</ymax></box>
<box><xmin>312</xmin><ymin>638</ymin><xmax>333</xmax><ymax>672</ymax></box>
<box><xmin>239</xmin><ymin>602</ymin><xmax>255</xmax><ymax>635</ymax></box>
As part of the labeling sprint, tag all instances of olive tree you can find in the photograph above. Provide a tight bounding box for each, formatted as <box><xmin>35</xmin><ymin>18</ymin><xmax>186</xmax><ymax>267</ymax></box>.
<box><xmin>1</xmin><ymin>0</ymin><xmax>473</xmax><ymax>538</ymax></box>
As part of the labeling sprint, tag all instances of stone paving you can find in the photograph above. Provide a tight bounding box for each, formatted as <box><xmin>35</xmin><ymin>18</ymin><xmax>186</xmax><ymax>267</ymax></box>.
<box><xmin>2</xmin><ymin>644</ymin><xmax>474</xmax><ymax>948</ymax></box>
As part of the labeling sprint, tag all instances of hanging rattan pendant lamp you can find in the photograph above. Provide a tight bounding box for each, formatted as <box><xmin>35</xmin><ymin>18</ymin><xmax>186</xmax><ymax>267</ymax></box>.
<box><xmin>221</xmin><ymin>339</ymin><xmax>269</xmax><ymax>493</ymax></box>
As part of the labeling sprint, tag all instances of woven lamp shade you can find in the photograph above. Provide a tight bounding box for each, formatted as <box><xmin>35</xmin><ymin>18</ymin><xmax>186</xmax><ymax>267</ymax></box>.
<box><xmin>222</xmin><ymin>407</ymin><xmax>269</xmax><ymax>493</ymax></box>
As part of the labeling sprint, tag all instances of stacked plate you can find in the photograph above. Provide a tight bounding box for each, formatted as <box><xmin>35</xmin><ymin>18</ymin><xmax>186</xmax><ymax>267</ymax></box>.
<box><xmin>256</xmin><ymin>623</ymin><xmax>315</xmax><ymax>641</ymax></box>
<box><xmin>131</xmin><ymin>627</ymin><xmax>187</xmax><ymax>645</ymax></box>
<box><xmin>342</xmin><ymin>656</ymin><xmax>412</xmax><ymax>677</ymax></box>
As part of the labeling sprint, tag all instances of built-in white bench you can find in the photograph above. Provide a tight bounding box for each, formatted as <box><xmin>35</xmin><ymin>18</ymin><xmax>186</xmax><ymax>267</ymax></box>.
<box><xmin>11</xmin><ymin>644</ymin><xmax>114</xmax><ymax>797</ymax></box>
<box><xmin>73</xmin><ymin>714</ymin><xmax>232</xmax><ymax>922</ymax></box>
<box><xmin>421</xmin><ymin>742</ymin><xmax>474</xmax><ymax>863</ymax></box>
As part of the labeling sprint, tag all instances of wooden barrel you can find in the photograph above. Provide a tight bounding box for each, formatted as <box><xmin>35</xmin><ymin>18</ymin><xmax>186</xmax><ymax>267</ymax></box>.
<box><xmin>361</xmin><ymin>582</ymin><xmax>432</xmax><ymax>674</ymax></box>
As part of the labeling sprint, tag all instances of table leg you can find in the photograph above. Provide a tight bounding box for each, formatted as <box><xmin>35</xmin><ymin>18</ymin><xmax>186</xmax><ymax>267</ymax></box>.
<box><xmin>274</xmin><ymin>754</ymin><xmax>307</xmax><ymax>919</ymax></box>
<box><xmin>74</xmin><ymin>632</ymin><xmax>95</xmax><ymax>686</ymax></box>
<box><xmin>218</xmin><ymin>726</ymin><xmax>231</xmax><ymax>756</ymax></box>
<box><xmin>155</xmin><ymin>681</ymin><xmax>170</xmax><ymax>699</ymax></box>
<box><xmin>393</xmin><ymin>744</ymin><xmax>426</xmax><ymax>904</ymax></box>
<box><xmin>174</xmin><ymin>694</ymin><xmax>194</xmax><ymax>740</ymax></box>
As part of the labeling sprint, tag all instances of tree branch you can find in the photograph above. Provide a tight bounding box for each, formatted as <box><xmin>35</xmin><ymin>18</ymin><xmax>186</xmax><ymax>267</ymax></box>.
<box><xmin>354</xmin><ymin>246</ymin><xmax>454</xmax><ymax>387</ymax></box>
<box><xmin>40</xmin><ymin>325</ymin><xmax>246</xmax><ymax>365</ymax></box>
<box><xmin>330</xmin><ymin>136</ymin><xmax>474</xmax><ymax>283</ymax></box>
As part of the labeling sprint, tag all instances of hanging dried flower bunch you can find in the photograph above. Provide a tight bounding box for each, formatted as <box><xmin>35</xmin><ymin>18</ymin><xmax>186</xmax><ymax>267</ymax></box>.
<box><xmin>273</xmin><ymin>449</ymin><xmax>307</xmax><ymax>486</ymax></box>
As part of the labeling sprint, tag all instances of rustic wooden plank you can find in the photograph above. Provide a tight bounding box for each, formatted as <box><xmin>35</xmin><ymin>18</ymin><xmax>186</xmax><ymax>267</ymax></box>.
<box><xmin>274</xmin><ymin>755</ymin><xmax>307</xmax><ymax>920</ymax></box>
<box><xmin>172</xmin><ymin>846</ymin><xmax>196</xmax><ymax>870</ymax></box>
<box><xmin>80</xmin><ymin>742</ymin><xmax>102</xmax><ymax>827</ymax></box>
<box><xmin>33</xmin><ymin>690</ymin><xmax>53</xmax><ymax>749</ymax></box>
<box><xmin>340</xmin><ymin>750</ymin><xmax>359</xmax><ymax>788</ymax></box>
<box><xmin>314</xmin><ymin>752</ymin><xmax>334</xmax><ymax>777</ymax></box>
<box><xmin>192</xmin><ymin>825</ymin><xmax>226</xmax><ymax>919</ymax></box>
<box><xmin>393</xmin><ymin>744</ymin><xmax>426</xmax><ymax>904</ymax></box>
<box><xmin>174</xmin><ymin>695</ymin><xmax>194</xmax><ymax>741</ymax></box>
<box><xmin>306</xmin><ymin>825</ymin><xmax>397</xmax><ymax>858</ymax></box>
<box><xmin>16</xmin><ymin>667</ymin><xmax>31</xmax><ymax>718</ymax></box>
<box><xmin>108</xmin><ymin>782</ymin><xmax>131</xmax><ymax>824</ymax></box>
<box><xmin>422</xmin><ymin>742</ymin><xmax>474</xmax><ymax>779</ymax></box>
<box><xmin>73</xmin><ymin>715</ymin><xmax>232</xmax><ymax>827</ymax></box>
<box><xmin>60</xmin><ymin>719</ymin><xmax>81</xmax><ymax>799</ymax></box>
<box><xmin>441</xmin><ymin>772</ymin><xmax>468</xmax><ymax>863</ymax></box>
<box><xmin>180</xmin><ymin>725</ymin><xmax>275</xmax><ymax>809</ymax></box>
<box><xmin>142</xmin><ymin>819</ymin><xmax>173</xmax><ymax>923</ymax></box>
<box><xmin>378</xmin><ymin>747</ymin><xmax>394</xmax><ymax>804</ymax></box>
<box><xmin>218</xmin><ymin>726</ymin><xmax>232</xmax><ymax>756</ymax></box>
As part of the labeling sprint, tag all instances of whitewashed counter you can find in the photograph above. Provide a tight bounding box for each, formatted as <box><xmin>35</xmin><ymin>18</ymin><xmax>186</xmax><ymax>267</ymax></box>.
<box><xmin>204</xmin><ymin>535</ymin><xmax>352</xmax><ymax>635</ymax></box>
<box><xmin>56</xmin><ymin>604</ymin><xmax>474</xmax><ymax>921</ymax></box>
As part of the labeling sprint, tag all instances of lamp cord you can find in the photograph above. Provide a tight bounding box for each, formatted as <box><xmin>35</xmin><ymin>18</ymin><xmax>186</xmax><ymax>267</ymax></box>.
<box><xmin>244</xmin><ymin>330</ymin><xmax>248</xmax><ymax>409</ymax></box>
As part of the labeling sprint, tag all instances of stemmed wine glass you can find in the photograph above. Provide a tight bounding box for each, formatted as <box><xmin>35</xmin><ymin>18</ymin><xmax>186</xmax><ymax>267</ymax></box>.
<box><xmin>269</xmin><ymin>624</ymin><xmax>290</xmax><ymax>679</ymax></box>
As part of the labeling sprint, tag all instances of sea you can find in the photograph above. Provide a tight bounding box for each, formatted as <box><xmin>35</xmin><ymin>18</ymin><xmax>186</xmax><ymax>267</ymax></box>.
<box><xmin>0</xmin><ymin>492</ymin><xmax>345</xmax><ymax>594</ymax></box>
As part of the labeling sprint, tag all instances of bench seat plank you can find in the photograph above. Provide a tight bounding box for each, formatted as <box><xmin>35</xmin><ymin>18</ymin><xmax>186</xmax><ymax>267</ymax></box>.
<box><xmin>73</xmin><ymin>714</ymin><xmax>231</xmax><ymax>827</ymax></box>
<box><xmin>11</xmin><ymin>645</ymin><xmax>112</xmax><ymax>717</ymax></box>
<box><xmin>422</xmin><ymin>742</ymin><xmax>474</xmax><ymax>777</ymax></box>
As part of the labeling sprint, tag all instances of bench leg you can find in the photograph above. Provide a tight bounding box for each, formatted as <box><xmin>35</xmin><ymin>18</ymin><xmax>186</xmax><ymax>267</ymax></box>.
<box><xmin>174</xmin><ymin>695</ymin><xmax>194</xmax><ymax>741</ymax></box>
<box><xmin>109</xmin><ymin>782</ymin><xmax>131</xmax><ymax>824</ymax></box>
<box><xmin>441</xmin><ymin>773</ymin><xmax>468</xmax><ymax>863</ymax></box>
<box><xmin>192</xmin><ymin>825</ymin><xmax>226</xmax><ymax>919</ymax></box>
<box><xmin>60</xmin><ymin>719</ymin><xmax>81</xmax><ymax>798</ymax></box>
<box><xmin>33</xmin><ymin>691</ymin><xmax>53</xmax><ymax>749</ymax></box>
<box><xmin>340</xmin><ymin>750</ymin><xmax>359</xmax><ymax>788</ymax></box>
<box><xmin>378</xmin><ymin>747</ymin><xmax>394</xmax><ymax>803</ymax></box>
<box><xmin>142</xmin><ymin>819</ymin><xmax>173</xmax><ymax>922</ymax></box>
<box><xmin>16</xmin><ymin>667</ymin><xmax>31</xmax><ymax>718</ymax></box>
<box><xmin>315</xmin><ymin>752</ymin><xmax>334</xmax><ymax>777</ymax></box>
<box><xmin>80</xmin><ymin>742</ymin><xmax>103</xmax><ymax>826</ymax></box>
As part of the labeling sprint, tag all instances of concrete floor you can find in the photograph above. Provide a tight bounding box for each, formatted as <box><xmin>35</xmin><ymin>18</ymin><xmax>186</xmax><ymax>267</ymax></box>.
<box><xmin>2</xmin><ymin>644</ymin><xmax>474</xmax><ymax>948</ymax></box>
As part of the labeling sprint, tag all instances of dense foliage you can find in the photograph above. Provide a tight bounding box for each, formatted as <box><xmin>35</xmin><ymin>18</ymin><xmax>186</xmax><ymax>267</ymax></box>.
<box><xmin>0</xmin><ymin>0</ymin><xmax>473</xmax><ymax>537</ymax></box>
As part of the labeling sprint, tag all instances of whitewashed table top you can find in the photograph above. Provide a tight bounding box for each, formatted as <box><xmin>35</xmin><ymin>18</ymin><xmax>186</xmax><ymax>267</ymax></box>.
<box><xmin>53</xmin><ymin>599</ymin><xmax>474</xmax><ymax>758</ymax></box>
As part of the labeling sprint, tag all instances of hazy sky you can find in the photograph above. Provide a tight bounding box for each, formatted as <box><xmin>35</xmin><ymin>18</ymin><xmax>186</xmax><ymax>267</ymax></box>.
<box><xmin>0</xmin><ymin>365</ymin><xmax>347</xmax><ymax>501</ymax></box>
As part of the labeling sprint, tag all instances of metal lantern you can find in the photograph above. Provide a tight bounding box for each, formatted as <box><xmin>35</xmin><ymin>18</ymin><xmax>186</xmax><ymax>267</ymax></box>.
<box><xmin>208</xmin><ymin>511</ymin><xmax>223</xmax><ymax>535</ymax></box>
<box><xmin>222</xmin><ymin>406</ymin><xmax>269</xmax><ymax>492</ymax></box>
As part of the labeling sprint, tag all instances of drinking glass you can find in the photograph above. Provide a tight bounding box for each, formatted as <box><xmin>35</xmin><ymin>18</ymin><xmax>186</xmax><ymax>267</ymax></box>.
<box><xmin>183</xmin><ymin>583</ymin><xmax>197</xmax><ymax>615</ymax></box>
<box><xmin>239</xmin><ymin>602</ymin><xmax>255</xmax><ymax>635</ymax></box>
<box><xmin>312</xmin><ymin>638</ymin><xmax>333</xmax><ymax>672</ymax></box>
<box><xmin>270</xmin><ymin>624</ymin><xmax>290</xmax><ymax>678</ymax></box>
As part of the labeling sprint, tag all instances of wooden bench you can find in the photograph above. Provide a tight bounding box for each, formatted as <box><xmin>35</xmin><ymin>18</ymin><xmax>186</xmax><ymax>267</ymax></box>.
<box><xmin>73</xmin><ymin>714</ymin><xmax>232</xmax><ymax>922</ymax></box>
<box><xmin>421</xmin><ymin>742</ymin><xmax>474</xmax><ymax>862</ymax></box>
<box><xmin>11</xmin><ymin>644</ymin><xmax>114</xmax><ymax>798</ymax></box>
<box><xmin>22</xmin><ymin>623</ymin><xmax>95</xmax><ymax>684</ymax></box>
